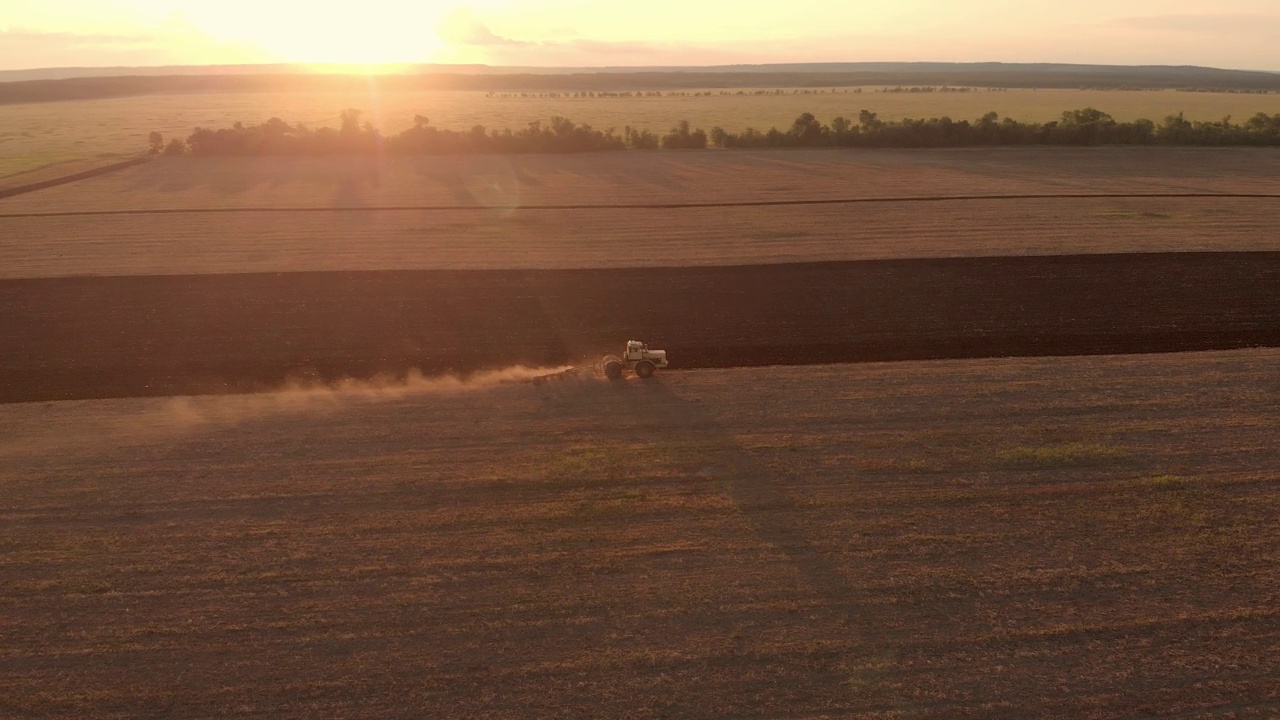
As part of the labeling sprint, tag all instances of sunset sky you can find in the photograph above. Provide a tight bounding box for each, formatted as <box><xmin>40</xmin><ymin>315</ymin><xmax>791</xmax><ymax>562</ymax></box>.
<box><xmin>3</xmin><ymin>0</ymin><xmax>1279</xmax><ymax>71</ymax></box>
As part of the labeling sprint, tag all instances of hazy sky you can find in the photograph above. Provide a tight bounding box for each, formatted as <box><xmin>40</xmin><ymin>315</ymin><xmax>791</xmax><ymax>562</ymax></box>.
<box><xmin>3</xmin><ymin>0</ymin><xmax>1280</xmax><ymax>71</ymax></box>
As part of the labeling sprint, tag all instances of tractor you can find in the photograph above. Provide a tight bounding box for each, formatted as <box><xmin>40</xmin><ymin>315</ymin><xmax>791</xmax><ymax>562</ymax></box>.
<box><xmin>602</xmin><ymin>341</ymin><xmax>669</xmax><ymax>379</ymax></box>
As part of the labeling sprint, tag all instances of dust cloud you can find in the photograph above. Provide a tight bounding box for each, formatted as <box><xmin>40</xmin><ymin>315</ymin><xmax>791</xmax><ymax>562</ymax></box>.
<box><xmin>0</xmin><ymin>365</ymin><xmax>579</xmax><ymax>461</ymax></box>
<box><xmin>163</xmin><ymin>364</ymin><xmax>579</xmax><ymax>427</ymax></box>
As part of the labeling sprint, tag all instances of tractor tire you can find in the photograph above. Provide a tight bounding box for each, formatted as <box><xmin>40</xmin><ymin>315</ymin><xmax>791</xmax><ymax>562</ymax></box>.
<box><xmin>635</xmin><ymin>361</ymin><xmax>656</xmax><ymax>379</ymax></box>
<box><xmin>604</xmin><ymin>361</ymin><xmax>624</xmax><ymax>380</ymax></box>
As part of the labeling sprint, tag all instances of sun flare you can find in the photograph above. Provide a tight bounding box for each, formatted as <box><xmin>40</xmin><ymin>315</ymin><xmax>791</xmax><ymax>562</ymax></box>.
<box><xmin>178</xmin><ymin>2</ymin><xmax>450</xmax><ymax>65</ymax></box>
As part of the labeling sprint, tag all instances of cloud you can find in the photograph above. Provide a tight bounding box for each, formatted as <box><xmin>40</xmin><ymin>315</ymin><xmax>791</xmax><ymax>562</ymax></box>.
<box><xmin>0</xmin><ymin>26</ymin><xmax>266</xmax><ymax>70</ymax></box>
<box><xmin>1097</xmin><ymin>12</ymin><xmax>1280</xmax><ymax>70</ymax></box>
<box><xmin>437</xmin><ymin>7</ymin><xmax>532</xmax><ymax>47</ymax></box>
<box><xmin>434</xmin><ymin>8</ymin><xmax>735</xmax><ymax>65</ymax></box>
<box><xmin>2</xmin><ymin>27</ymin><xmax>156</xmax><ymax>52</ymax></box>
<box><xmin>568</xmin><ymin>39</ymin><xmax>667</xmax><ymax>58</ymax></box>
<box><xmin>1110</xmin><ymin>13</ymin><xmax>1280</xmax><ymax>35</ymax></box>
<box><xmin>0</xmin><ymin>28</ymin><xmax>165</xmax><ymax>69</ymax></box>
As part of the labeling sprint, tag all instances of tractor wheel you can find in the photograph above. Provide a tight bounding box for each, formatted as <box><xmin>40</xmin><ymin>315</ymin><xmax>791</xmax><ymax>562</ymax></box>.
<box><xmin>635</xmin><ymin>361</ymin><xmax>656</xmax><ymax>379</ymax></box>
<box><xmin>604</xmin><ymin>361</ymin><xmax>624</xmax><ymax>380</ymax></box>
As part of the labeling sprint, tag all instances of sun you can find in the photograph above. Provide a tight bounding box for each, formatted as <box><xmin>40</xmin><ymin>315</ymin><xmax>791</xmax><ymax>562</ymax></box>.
<box><xmin>176</xmin><ymin>2</ymin><xmax>450</xmax><ymax>65</ymax></box>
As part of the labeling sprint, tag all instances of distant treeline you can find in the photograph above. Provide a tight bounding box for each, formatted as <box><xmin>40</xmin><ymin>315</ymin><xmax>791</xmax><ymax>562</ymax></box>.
<box><xmin>9</xmin><ymin>62</ymin><xmax>1280</xmax><ymax>104</ymax></box>
<box><xmin>482</xmin><ymin>86</ymin><xmax>1015</xmax><ymax>100</ymax></box>
<box><xmin>712</xmin><ymin>109</ymin><xmax>1280</xmax><ymax>148</ymax></box>
<box><xmin>150</xmin><ymin>108</ymin><xmax>1280</xmax><ymax>156</ymax></box>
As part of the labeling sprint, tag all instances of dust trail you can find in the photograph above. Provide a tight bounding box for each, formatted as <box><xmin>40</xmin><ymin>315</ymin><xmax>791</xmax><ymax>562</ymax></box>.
<box><xmin>0</xmin><ymin>365</ymin><xmax>577</xmax><ymax>461</ymax></box>
<box><xmin>164</xmin><ymin>365</ymin><xmax>575</xmax><ymax>425</ymax></box>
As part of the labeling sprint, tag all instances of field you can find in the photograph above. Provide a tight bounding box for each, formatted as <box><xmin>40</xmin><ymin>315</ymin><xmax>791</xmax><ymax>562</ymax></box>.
<box><xmin>3</xmin><ymin>352</ymin><xmax>1280</xmax><ymax>718</ymax></box>
<box><xmin>2</xmin><ymin>87</ymin><xmax>1279</xmax><ymax>175</ymax></box>
<box><xmin>3</xmin><ymin>149</ymin><xmax>1280</xmax><ymax>278</ymax></box>
<box><xmin>4</xmin><ymin>113</ymin><xmax>1280</xmax><ymax>716</ymax></box>
<box><xmin>5</xmin><ymin>254</ymin><xmax>1280</xmax><ymax>403</ymax></box>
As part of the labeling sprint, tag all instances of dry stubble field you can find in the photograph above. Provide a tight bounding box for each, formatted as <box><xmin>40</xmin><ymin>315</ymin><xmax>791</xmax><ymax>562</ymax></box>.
<box><xmin>2</xmin><ymin>148</ymin><xmax>1279</xmax><ymax>278</ymax></box>
<box><xmin>2</xmin><ymin>86</ymin><xmax>1279</xmax><ymax>176</ymax></box>
<box><xmin>3</xmin><ymin>352</ymin><xmax>1279</xmax><ymax>718</ymax></box>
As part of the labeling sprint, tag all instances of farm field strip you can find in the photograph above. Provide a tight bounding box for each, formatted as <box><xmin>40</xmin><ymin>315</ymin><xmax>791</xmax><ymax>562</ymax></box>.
<box><xmin>3</xmin><ymin>149</ymin><xmax>1277</xmax><ymax>215</ymax></box>
<box><xmin>4</xmin><ymin>254</ymin><xmax>1278</xmax><ymax>403</ymax></box>
<box><xmin>5</xmin><ymin>191</ymin><xmax>1280</xmax><ymax>219</ymax></box>
<box><xmin>3</xmin><ymin>197</ymin><xmax>1277</xmax><ymax>278</ymax></box>
<box><xmin>3</xmin><ymin>87</ymin><xmax>1279</xmax><ymax>176</ymax></box>
<box><xmin>3</xmin><ymin>351</ymin><xmax>1279</xmax><ymax>717</ymax></box>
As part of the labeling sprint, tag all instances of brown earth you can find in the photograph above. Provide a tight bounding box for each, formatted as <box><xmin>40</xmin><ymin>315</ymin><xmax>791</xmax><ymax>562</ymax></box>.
<box><xmin>3</xmin><ymin>352</ymin><xmax>1279</xmax><ymax>719</ymax></box>
<box><xmin>3</xmin><ymin>252</ymin><xmax>1279</xmax><ymax>403</ymax></box>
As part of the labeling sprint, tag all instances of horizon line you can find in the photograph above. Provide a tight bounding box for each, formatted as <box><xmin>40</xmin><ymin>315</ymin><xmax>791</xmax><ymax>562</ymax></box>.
<box><xmin>4</xmin><ymin>60</ymin><xmax>1280</xmax><ymax>77</ymax></box>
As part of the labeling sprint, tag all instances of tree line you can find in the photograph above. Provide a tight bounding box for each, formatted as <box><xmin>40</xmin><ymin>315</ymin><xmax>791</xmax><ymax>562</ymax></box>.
<box><xmin>711</xmin><ymin>109</ymin><xmax>1280</xmax><ymax>148</ymax></box>
<box><xmin>149</xmin><ymin>107</ymin><xmax>1280</xmax><ymax>156</ymax></box>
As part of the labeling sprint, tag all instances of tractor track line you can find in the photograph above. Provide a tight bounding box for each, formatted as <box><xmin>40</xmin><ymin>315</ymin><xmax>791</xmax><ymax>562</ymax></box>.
<box><xmin>0</xmin><ymin>157</ymin><xmax>151</xmax><ymax>200</ymax></box>
<box><xmin>3</xmin><ymin>192</ymin><xmax>1279</xmax><ymax>219</ymax></box>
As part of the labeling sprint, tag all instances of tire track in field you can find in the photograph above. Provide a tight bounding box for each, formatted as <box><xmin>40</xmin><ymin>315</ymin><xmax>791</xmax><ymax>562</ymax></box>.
<box><xmin>3</xmin><ymin>192</ymin><xmax>1280</xmax><ymax>219</ymax></box>
<box><xmin>0</xmin><ymin>157</ymin><xmax>150</xmax><ymax>200</ymax></box>
<box><xmin>610</xmin><ymin>379</ymin><xmax>908</xmax><ymax>713</ymax></box>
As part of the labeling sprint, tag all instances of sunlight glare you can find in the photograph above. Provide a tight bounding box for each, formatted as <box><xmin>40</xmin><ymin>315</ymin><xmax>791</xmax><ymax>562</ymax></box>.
<box><xmin>155</xmin><ymin>0</ymin><xmax>451</xmax><ymax>65</ymax></box>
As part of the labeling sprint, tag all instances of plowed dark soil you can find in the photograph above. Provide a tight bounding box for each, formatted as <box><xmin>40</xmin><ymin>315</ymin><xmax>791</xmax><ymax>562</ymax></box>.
<box><xmin>3</xmin><ymin>251</ymin><xmax>1278</xmax><ymax>403</ymax></box>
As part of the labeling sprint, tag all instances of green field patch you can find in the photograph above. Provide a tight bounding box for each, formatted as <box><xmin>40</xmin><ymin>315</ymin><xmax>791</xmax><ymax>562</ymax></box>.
<box><xmin>853</xmin><ymin>456</ymin><xmax>950</xmax><ymax>474</ymax></box>
<box><xmin>992</xmin><ymin>442</ymin><xmax>1129</xmax><ymax>469</ymax></box>
<box><xmin>1097</xmin><ymin>209</ymin><xmax>1176</xmax><ymax>220</ymax></box>
<box><xmin>1124</xmin><ymin>475</ymin><xmax>1208</xmax><ymax>522</ymax></box>
<box><xmin>544</xmin><ymin>445</ymin><xmax>628</xmax><ymax>481</ymax></box>
<box><xmin>541</xmin><ymin>440</ymin><xmax>724</xmax><ymax>483</ymax></box>
<box><xmin>1132</xmin><ymin>474</ymin><xmax>1196</xmax><ymax>490</ymax></box>
<box><xmin>565</xmin><ymin>488</ymin><xmax>653</xmax><ymax>520</ymax></box>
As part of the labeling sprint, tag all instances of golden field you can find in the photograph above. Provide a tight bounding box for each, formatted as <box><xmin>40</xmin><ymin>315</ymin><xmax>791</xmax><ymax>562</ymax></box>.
<box><xmin>2</xmin><ymin>87</ymin><xmax>1278</xmax><ymax>176</ymax></box>
<box><xmin>2</xmin><ymin>148</ymin><xmax>1278</xmax><ymax>278</ymax></box>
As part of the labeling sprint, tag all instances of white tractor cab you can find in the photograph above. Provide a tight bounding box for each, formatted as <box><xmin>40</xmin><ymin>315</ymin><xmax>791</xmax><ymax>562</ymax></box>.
<box><xmin>603</xmin><ymin>340</ymin><xmax>669</xmax><ymax>379</ymax></box>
